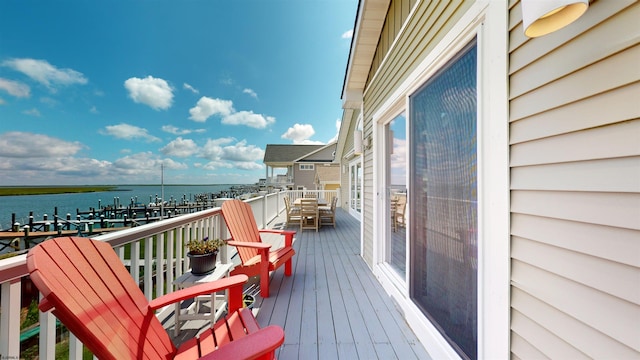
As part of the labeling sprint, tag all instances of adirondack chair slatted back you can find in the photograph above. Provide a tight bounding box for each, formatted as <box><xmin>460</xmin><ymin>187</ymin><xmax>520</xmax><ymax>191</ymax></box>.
<box><xmin>27</xmin><ymin>236</ymin><xmax>176</xmax><ymax>360</ymax></box>
<box><xmin>221</xmin><ymin>200</ymin><xmax>262</xmax><ymax>264</ymax></box>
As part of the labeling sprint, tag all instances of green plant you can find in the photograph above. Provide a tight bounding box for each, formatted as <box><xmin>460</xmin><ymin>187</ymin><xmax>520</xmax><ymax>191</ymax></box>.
<box><xmin>186</xmin><ymin>236</ymin><xmax>225</xmax><ymax>255</ymax></box>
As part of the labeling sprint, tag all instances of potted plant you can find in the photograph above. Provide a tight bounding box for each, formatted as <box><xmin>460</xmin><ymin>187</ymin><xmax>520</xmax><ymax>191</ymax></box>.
<box><xmin>186</xmin><ymin>236</ymin><xmax>226</xmax><ymax>275</ymax></box>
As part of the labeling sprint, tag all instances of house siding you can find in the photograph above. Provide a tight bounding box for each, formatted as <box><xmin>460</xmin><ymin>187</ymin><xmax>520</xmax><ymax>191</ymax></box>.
<box><xmin>340</xmin><ymin>109</ymin><xmax>361</xmax><ymax>210</ymax></box>
<box><xmin>509</xmin><ymin>1</ymin><xmax>640</xmax><ymax>358</ymax></box>
<box><xmin>293</xmin><ymin>165</ymin><xmax>318</xmax><ymax>190</ymax></box>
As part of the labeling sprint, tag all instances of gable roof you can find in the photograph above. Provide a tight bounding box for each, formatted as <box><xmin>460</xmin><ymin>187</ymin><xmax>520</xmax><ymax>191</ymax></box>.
<box><xmin>263</xmin><ymin>144</ymin><xmax>325</xmax><ymax>164</ymax></box>
<box><xmin>295</xmin><ymin>142</ymin><xmax>337</xmax><ymax>163</ymax></box>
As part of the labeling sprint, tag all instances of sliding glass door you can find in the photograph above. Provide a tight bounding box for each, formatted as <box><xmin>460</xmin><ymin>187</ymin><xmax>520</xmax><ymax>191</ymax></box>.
<box><xmin>410</xmin><ymin>40</ymin><xmax>478</xmax><ymax>360</ymax></box>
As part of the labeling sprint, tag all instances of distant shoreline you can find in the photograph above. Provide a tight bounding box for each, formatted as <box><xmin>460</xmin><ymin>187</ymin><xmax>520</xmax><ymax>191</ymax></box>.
<box><xmin>0</xmin><ymin>186</ymin><xmax>119</xmax><ymax>196</ymax></box>
<box><xmin>0</xmin><ymin>184</ymin><xmax>246</xmax><ymax>197</ymax></box>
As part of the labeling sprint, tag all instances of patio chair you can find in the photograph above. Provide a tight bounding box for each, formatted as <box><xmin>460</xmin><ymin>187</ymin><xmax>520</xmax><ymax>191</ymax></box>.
<box><xmin>26</xmin><ymin>236</ymin><xmax>284</xmax><ymax>360</ymax></box>
<box><xmin>299</xmin><ymin>198</ymin><xmax>319</xmax><ymax>232</ymax></box>
<box><xmin>221</xmin><ymin>199</ymin><xmax>296</xmax><ymax>298</ymax></box>
<box><xmin>319</xmin><ymin>196</ymin><xmax>337</xmax><ymax>228</ymax></box>
<box><xmin>391</xmin><ymin>195</ymin><xmax>407</xmax><ymax>232</ymax></box>
<box><xmin>284</xmin><ymin>196</ymin><xmax>301</xmax><ymax>226</ymax></box>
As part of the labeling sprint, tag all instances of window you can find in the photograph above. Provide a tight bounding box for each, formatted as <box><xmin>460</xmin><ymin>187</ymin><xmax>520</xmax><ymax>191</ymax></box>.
<box><xmin>410</xmin><ymin>40</ymin><xmax>477</xmax><ymax>360</ymax></box>
<box><xmin>299</xmin><ymin>164</ymin><xmax>314</xmax><ymax>170</ymax></box>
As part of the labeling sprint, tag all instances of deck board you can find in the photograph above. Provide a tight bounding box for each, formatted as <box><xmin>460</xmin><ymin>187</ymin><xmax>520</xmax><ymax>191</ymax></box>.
<box><xmin>169</xmin><ymin>207</ymin><xmax>431</xmax><ymax>359</ymax></box>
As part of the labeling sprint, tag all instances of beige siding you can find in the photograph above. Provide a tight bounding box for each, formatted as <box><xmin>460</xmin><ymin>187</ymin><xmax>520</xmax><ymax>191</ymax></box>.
<box><xmin>339</xmin><ymin>109</ymin><xmax>361</xmax><ymax>210</ymax></box>
<box><xmin>293</xmin><ymin>165</ymin><xmax>317</xmax><ymax>190</ymax></box>
<box><xmin>509</xmin><ymin>1</ymin><xmax>640</xmax><ymax>358</ymax></box>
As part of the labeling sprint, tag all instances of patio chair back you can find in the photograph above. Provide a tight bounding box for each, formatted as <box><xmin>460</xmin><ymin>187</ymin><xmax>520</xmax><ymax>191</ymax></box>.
<box><xmin>26</xmin><ymin>236</ymin><xmax>284</xmax><ymax>359</ymax></box>
<box><xmin>221</xmin><ymin>199</ymin><xmax>264</xmax><ymax>263</ymax></box>
<box><xmin>27</xmin><ymin>236</ymin><xmax>176</xmax><ymax>359</ymax></box>
<box><xmin>221</xmin><ymin>199</ymin><xmax>296</xmax><ymax>297</ymax></box>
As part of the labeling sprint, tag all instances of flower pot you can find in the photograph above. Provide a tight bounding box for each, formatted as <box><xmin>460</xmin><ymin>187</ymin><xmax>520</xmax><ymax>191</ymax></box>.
<box><xmin>187</xmin><ymin>251</ymin><xmax>218</xmax><ymax>275</ymax></box>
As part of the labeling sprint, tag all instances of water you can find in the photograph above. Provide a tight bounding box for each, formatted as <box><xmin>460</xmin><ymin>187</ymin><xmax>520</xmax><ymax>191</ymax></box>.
<box><xmin>0</xmin><ymin>184</ymin><xmax>244</xmax><ymax>230</ymax></box>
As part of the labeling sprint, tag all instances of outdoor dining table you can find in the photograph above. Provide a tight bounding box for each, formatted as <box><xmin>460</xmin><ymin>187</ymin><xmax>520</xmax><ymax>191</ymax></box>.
<box><xmin>293</xmin><ymin>198</ymin><xmax>328</xmax><ymax>207</ymax></box>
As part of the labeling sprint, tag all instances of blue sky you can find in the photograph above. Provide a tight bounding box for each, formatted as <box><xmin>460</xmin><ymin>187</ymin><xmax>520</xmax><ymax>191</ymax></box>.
<box><xmin>0</xmin><ymin>0</ymin><xmax>357</xmax><ymax>185</ymax></box>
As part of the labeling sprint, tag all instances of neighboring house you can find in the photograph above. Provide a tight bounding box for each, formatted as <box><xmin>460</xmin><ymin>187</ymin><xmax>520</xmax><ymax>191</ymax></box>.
<box><xmin>314</xmin><ymin>164</ymin><xmax>341</xmax><ymax>193</ymax></box>
<box><xmin>337</xmin><ymin>1</ymin><xmax>639</xmax><ymax>359</ymax></box>
<box><xmin>263</xmin><ymin>143</ymin><xmax>339</xmax><ymax>191</ymax></box>
<box><xmin>292</xmin><ymin>142</ymin><xmax>338</xmax><ymax>190</ymax></box>
<box><xmin>263</xmin><ymin>144</ymin><xmax>324</xmax><ymax>188</ymax></box>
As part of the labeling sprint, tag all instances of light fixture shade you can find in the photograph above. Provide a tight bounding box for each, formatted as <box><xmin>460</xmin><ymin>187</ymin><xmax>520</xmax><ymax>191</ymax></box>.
<box><xmin>353</xmin><ymin>130</ymin><xmax>363</xmax><ymax>155</ymax></box>
<box><xmin>522</xmin><ymin>0</ymin><xmax>588</xmax><ymax>38</ymax></box>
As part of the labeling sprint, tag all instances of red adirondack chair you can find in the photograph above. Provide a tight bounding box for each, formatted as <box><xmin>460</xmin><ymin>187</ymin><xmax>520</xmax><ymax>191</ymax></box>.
<box><xmin>221</xmin><ymin>199</ymin><xmax>296</xmax><ymax>298</ymax></box>
<box><xmin>26</xmin><ymin>236</ymin><xmax>284</xmax><ymax>360</ymax></box>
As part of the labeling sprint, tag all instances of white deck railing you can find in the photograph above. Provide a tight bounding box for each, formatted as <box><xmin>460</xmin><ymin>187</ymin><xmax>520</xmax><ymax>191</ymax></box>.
<box><xmin>0</xmin><ymin>190</ymin><xmax>317</xmax><ymax>359</ymax></box>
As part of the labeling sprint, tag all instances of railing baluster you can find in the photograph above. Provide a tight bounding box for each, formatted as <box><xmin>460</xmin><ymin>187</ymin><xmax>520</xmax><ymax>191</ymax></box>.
<box><xmin>176</xmin><ymin>226</ymin><xmax>184</xmax><ymax>278</ymax></box>
<box><xmin>144</xmin><ymin>236</ymin><xmax>153</xmax><ymax>301</ymax></box>
<box><xmin>69</xmin><ymin>332</ymin><xmax>83</xmax><ymax>359</ymax></box>
<box><xmin>167</xmin><ymin>230</ymin><xmax>175</xmax><ymax>292</ymax></box>
<box><xmin>156</xmin><ymin>232</ymin><xmax>165</xmax><ymax>298</ymax></box>
<box><xmin>0</xmin><ymin>279</ymin><xmax>21</xmax><ymax>358</ymax></box>
<box><xmin>131</xmin><ymin>241</ymin><xmax>140</xmax><ymax>283</ymax></box>
<box><xmin>39</xmin><ymin>293</ymin><xmax>56</xmax><ymax>360</ymax></box>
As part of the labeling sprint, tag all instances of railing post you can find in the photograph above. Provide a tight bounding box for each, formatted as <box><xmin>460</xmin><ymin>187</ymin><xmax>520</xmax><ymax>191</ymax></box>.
<box><xmin>0</xmin><ymin>279</ymin><xmax>21</xmax><ymax>359</ymax></box>
<box><xmin>39</xmin><ymin>293</ymin><xmax>56</xmax><ymax>360</ymax></box>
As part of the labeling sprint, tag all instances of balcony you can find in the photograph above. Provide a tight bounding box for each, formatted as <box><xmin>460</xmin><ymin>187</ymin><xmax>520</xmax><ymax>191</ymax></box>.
<box><xmin>0</xmin><ymin>191</ymin><xmax>429</xmax><ymax>359</ymax></box>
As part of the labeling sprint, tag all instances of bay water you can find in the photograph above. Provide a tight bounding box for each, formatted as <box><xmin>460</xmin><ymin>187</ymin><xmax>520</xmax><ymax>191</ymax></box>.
<box><xmin>0</xmin><ymin>184</ymin><xmax>242</xmax><ymax>230</ymax></box>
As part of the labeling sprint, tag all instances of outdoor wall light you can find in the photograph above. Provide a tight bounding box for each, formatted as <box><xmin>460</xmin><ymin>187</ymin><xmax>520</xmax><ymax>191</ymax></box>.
<box><xmin>522</xmin><ymin>0</ymin><xmax>588</xmax><ymax>38</ymax></box>
<box><xmin>363</xmin><ymin>135</ymin><xmax>372</xmax><ymax>150</ymax></box>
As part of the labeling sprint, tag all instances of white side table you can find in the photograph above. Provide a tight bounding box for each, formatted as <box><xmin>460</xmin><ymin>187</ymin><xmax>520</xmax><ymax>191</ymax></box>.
<box><xmin>173</xmin><ymin>262</ymin><xmax>233</xmax><ymax>336</ymax></box>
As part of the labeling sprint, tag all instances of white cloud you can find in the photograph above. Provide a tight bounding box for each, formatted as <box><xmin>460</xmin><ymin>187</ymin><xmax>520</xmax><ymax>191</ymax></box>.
<box><xmin>281</xmin><ymin>123</ymin><xmax>318</xmax><ymax>144</ymax></box>
<box><xmin>391</xmin><ymin>138</ymin><xmax>407</xmax><ymax>169</ymax></box>
<box><xmin>243</xmin><ymin>88</ymin><xmax>258</xmax><ymax>99</ymax></box>
<box><xmin>0</xmin><ymin>132</ymin><xmax>84</xmax><ymax>158</ymax></box>
<box><xmin>183</xmin><ymin>83</ymin><xmax>199</xmax><ymax>94</ymax></box>
<box><xmin>89</xmin><ymin>106</ymin><xmax>98</xmax><ymax>114</ymax></box>
<box><xmin>23</xmin><ymin>108</ymin><xmax>41</xmax><ymax>117</ymax></box>
<box><xmin>189</xmin><ymin>96</ymin><xmax>234</xmax><ymax>122</ymax></box>
<box><xmin>222</xmin><ymin>111</ymin><xmax>275</xmax><ymax>129</ymax></box>
<box><xmin>2</xmin><ymin>58</ymin><xmax>87</xmax><ymax>89</ymax></box>
<box><xmin>101</xmin><ymin>123</ymin><xmax>161</xmax><ymax>142</ymax></box>
<box><xmin>113</xmin><ymin>152</ymin><xmax>163</xmax><ymax>174</ymax></box>
<box><xmin>161</xmin><ymin>125</ymin><xmax>205</xmax><ymax>135</ymax></box>
<box><xmin>327</xmin><ymin>119</ymin><xmax>341</xmax><ymax>143</ymax></box>
<box><xmin>199</xmin><ymin>138</ymin><xmax>264</xmax><ymax>170</ymax></box>
<box><xmin>342</xmin><ymin>29</ymin><xmax>353</xmax><ymax>39</ymax></box>
<box><xmin>160</xmin><ymin>137</ymin><xmax>198</xmax><ymax>158</ymax></box>
<box><xmin>0</xmin><ymin>78</ymin><xmax>30</xmax><ymax>97</ymax></box>
<box><xmin>220</xmin><ymin>140</ymin><xmax>264</xmax><ymax>162</ymax></box>
<box><xmin>124</xmin><ymin>76</ymin><xmax>173</xmax><ymax>110</ymax></box>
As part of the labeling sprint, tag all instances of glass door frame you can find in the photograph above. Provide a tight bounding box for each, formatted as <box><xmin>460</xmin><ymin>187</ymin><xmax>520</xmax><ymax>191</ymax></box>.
<box><xmin>348</xmin><ymin>158</ymin><xmax>362</xmax><ymax>220</ymax></box>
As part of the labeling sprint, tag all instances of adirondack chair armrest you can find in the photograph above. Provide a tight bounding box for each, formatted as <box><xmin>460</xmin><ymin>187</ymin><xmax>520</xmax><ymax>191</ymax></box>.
<box><xmin>258</xmin><ymin>229</ymin><xmax>296</xmax><ymax>247</ymax></box>
<box><xmin>39</xmin><ymin>298</ymin><xmax>54</xmax><ymax>312</ymax></box>
<box><xmin>148</xmin><ymin>274</ymin><xmax>248</xmax><ymax>311</ymax></box>
<box><xmin>226</xmin><ymin>240</ymin><xmax>272</xmax><ymax>250</ymax></box>
<box><xmin>198</xmin><ymin>325</ymin><xmax>285</xmax><ymax>360</ymax></box>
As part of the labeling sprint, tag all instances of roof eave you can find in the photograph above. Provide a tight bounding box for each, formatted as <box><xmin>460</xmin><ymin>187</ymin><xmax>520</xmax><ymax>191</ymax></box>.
<box><xmin>341</xmin><ymin>0</ymin><xmax>390</xmax><ymax>110</ymax></box>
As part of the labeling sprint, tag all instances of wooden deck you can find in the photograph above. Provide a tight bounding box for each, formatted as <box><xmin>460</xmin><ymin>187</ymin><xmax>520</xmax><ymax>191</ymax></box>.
<box><xmin>169</xmin><ymin>208</ymin><xmax>431</xmax><ymax>359</ymax></box>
